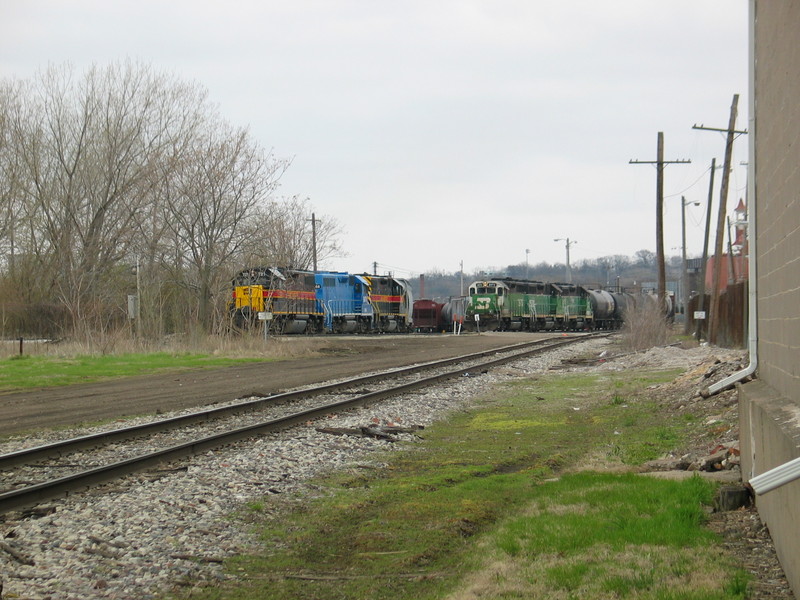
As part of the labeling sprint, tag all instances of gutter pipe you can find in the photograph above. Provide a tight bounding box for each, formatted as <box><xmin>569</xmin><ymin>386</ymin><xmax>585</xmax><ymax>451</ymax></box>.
<box><xmin>750</xmin><ymin>456</ymin><xmax>800</xmax><ymax>495</ymax></box>
<box><xmin>702</xmin><ymin>0</ymin><xmax>758</xmax><ymax>397</ymax></box>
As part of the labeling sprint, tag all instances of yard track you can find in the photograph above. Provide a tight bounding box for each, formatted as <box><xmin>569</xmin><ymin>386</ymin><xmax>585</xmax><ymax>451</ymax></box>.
<box><xmin>0</xmin><ymin>333</ymin><xmax>604</xmax><ymax>514</ymax></box>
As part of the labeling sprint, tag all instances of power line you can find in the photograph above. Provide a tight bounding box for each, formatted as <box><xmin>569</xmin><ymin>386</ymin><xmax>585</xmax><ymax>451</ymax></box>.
<box><xmin>663</xmin><ymin>163</ymin><xmax>719</xmax><ymax>199</ymax></box>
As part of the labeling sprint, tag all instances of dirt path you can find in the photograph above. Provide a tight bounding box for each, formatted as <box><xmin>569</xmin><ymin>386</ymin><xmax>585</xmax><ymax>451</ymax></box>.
<box><xmin>0</xmin><ymin>332</ymin><xmax>553</xmax><ymax>436</ymax></box>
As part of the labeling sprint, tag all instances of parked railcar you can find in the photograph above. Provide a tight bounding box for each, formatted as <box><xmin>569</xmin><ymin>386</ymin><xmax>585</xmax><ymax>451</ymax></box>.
<box><xmin>364</xmin><ymin>275</ymin><xmax>414</xmax><ymax>332</ymax></box>
<box><xmin>441</xmin><ymin>296</ymin><xmax>467</xmax><ymax>331</ymax></box>
<box><xmin>315</xmin><ymin>271</ymin><xmax>373</xmax><ymax>333</ymax></box>
<box><xmin>411</xmin><ymin>296</ymin><xmax>467</xmax><ymax>333</ymax></box>
<box><xmin>552</xmin><ymin>283</ymin><xmax>593</xmax><ymax>331</ymax></box>
<box><xmin>587</xmin><ymin>289</ymin><xmax>633</xmax><ymax>330</ymax></box>
<box><xmin>464</xmin><ymin>278</ymin><xmax>596</xmax><ymax>332</ymax></box>
<box><xmin>231</xmin><ymin>267</ymin><xmax>413</xmax><ymax>334</ymax></box>
<box><xmin>412</xmin><ymin>299</ymin><xmax>444</xmax><ymax>332</ymax></box>
<box><xmin>230</xmin><ymin>267</ymin><xmax>323</xmax><ymax>334</ymax></box>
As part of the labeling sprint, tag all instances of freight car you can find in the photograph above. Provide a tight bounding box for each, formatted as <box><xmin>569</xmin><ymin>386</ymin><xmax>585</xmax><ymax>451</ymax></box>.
<box><xmin>231</xmin><ymin>267</ymin><xmax>413</xmax><ymax>334</ymax></box>
<box><xmin>585</xmin><ymin>289</ymin><xmax>634</xmax><ymax>330</ymax></box>
<box><xmin>412</xmin><ymin>296</ymin><xmax>467</xmax><ymax>333</ymax></box>
<box><xmin>412</xmin><ymin>299</ymin><xmax>443</xmax><ymax>332</ymax></box>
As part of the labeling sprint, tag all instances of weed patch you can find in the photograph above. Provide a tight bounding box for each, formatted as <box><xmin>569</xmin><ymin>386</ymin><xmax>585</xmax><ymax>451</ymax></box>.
<box><xmin>178</xmin><ymin>369</ymin><xmax>746</xmax><ymax>600</ymax></box>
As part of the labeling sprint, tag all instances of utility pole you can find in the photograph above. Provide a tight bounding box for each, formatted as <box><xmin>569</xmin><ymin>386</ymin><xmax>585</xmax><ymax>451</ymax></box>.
<box><xmin>630</xmin><ymin>132</ymin><xmax>691</xmax><ymax>309</ymax></box>
<box><xmin>693</xmin><ymin>94</ymin><xmax>747</xmax><ymax>344</ymax></box>
<box><xmin>727</xmin><ymin>216</ymin><xmax>737</xmax><ymax>282</ymax></box>
<box><xmin>695</xmin><ymin>158</ymin><xmax>718</xmax><ymax>341</ymax></box>
<box><xmin>307</xmin><ymin>213</ymin><xmax>318</xmax><ymax>271</ymax></box>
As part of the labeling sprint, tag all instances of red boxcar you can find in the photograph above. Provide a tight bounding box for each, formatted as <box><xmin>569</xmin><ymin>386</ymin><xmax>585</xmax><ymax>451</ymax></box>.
<box><xmin>412</xmin><ymin>299</ymin><xmax>444</xmax><ymax>332</ymax></box>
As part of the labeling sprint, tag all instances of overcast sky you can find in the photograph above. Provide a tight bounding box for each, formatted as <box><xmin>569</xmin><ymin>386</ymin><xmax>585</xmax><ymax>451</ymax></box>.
<box><xmin>1</xmin><ymin>1</ymin><xmax>749</xmax><ymax>277</ymax></box>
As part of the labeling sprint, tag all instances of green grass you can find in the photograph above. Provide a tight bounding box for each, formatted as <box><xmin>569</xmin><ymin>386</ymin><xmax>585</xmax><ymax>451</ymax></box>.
<box><xmin>496</xmin><ymin>472</ymin><xmax>716</xmax><ymax>555</ymax></box>
<box><xmin>0</xmin><ymin>352</ymin><xmax>268</xmax><ymax>391</ymax></box>
<box><xmin>171</xmin><ymin>368</ymin><xmax>748</xmax><ymax>600</ymax></box>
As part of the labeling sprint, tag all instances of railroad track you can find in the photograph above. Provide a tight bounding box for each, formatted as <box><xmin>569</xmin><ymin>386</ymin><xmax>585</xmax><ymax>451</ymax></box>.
<box><xmin>0</xmin><ymin>333</ymin><xmax>605</xmax><ymax>514</ymax></box>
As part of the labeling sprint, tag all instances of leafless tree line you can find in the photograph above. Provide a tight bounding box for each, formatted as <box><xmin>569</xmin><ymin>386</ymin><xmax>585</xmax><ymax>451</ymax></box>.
<box><xmin>0</xmin><ymin>62</ymin><xmax>342</xmax><ymax>340</ymax></box>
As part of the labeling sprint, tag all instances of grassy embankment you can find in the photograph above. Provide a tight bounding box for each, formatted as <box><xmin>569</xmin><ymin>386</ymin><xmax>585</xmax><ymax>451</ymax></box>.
<box><xmin>177</xmin><ymin>366</ymin><xmax>748</xmax><ymax>600</ymax></box>
<box><xmin>0</xmin><ymin>335</ymin><xmax>324</xmax><ymax>391</ymax></box>
<box><xmin>0</xmin><ymin>352</ymin><xmax>269</xmax><ymax>390</ymax></box>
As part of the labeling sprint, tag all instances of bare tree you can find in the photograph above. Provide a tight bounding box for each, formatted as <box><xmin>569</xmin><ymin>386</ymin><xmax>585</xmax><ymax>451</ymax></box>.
<box><xmin>163</xmin><ymin>124</ymin><xmax>290</xmax><ymax>332</ymax></box>
<box><xmin>241</xmin><ymin>196</ymin><xmax>345</xmax><ymax>270</ymax></box>
<box><xmin>0</xmin><ymin>61</ymin><xmax>277</xmax><ymax>339</ymax></box>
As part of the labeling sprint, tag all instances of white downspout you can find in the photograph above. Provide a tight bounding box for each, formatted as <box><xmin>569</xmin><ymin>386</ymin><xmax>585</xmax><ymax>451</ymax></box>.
<box><xmin>703</xmin><ymin>0</ymin><xmax>758</xmax><ymax>397</ymax></box>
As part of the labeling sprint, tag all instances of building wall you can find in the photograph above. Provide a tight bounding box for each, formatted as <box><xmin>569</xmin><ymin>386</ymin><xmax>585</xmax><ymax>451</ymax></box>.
<box><xmin>754</xmin><ymin>1</ymin><xmax>800</xmax><ymax>399</ymax></box>
<box><xmin>739</xmin><ymin>2</ymin><xmax>800</xmax><ymax>597</ymax></box>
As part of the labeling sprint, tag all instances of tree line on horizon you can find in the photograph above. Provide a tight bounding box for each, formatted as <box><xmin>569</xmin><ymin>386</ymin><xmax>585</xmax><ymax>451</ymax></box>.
<box><xmin>417</xmin><ymin>249</ymin><xmax>686</xmax><ymax>300</ymax></box>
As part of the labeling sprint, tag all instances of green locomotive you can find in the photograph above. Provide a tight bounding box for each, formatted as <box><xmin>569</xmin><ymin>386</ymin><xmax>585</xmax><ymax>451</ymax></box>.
<box><xmin>465</xmin><ymin>278</ymin><xmax>593</xmax><ymax>331</ymax></box>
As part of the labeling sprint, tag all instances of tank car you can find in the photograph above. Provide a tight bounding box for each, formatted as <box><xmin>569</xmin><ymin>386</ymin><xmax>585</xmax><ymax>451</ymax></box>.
<box><xmin>441</xmin><ymin>296</ymin><xmax>467</xmax><ymax>332</ymax></box>
<box><xmin>611</xmin><ymin>291</ymin><xmax>635</xmax><ymax>327</ymax></box>
<box><xmin>641</xmin><ymin>291</ymin><xmax>676</xmax><ymax>323</ymax></box>
<box><xmin>586</xmin><ymin>289</ymin><xmax>633</xmax><ymax>330</ymax></box>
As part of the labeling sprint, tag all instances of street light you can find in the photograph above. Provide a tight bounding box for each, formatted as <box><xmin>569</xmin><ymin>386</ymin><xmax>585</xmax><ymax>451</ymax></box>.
<box><xmin>681</xmin><ymin>196</ymin><xmax>700</xmax><ymax>332</ymax></box>
<box><xmin>554</xmin><ymin>238</ymin><xmax>576</xmax><ymax>283</ymax></box>
<box><xmin>525</xmin><ymin>249</ymin><xmax>530</xmax><ymax>280</ymax></box>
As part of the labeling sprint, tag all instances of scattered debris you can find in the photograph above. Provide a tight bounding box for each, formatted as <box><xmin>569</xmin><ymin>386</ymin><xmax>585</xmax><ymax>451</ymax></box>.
<box><xmin>0</xmin><ymin>540</ymin><xmax>35</xmax><ymax>566</ymax></box>
<box><xmin>316</xmin><ymin>424</ymin><xmax>424</xmax><ymax>442</ymax></box>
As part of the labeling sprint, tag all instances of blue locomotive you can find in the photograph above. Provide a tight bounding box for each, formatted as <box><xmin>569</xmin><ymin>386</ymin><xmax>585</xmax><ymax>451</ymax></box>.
<box><xmin>230</xmin><ymin>267</ymin><xmax>413</xmax><ymax>334</ymax></box>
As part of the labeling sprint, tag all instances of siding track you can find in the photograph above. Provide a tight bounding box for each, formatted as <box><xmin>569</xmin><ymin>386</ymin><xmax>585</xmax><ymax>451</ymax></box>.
<box><xmin>0</xmin><ymin>333</ymin><xmax>604</xmax><ymax>513</ymax></box>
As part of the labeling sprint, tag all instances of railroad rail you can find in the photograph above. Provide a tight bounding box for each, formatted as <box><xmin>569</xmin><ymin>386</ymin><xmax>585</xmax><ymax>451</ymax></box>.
<box><xmin>0</xmin><ymin>333</ymin><xmax>606</xmax><ymax>513</ymax></box>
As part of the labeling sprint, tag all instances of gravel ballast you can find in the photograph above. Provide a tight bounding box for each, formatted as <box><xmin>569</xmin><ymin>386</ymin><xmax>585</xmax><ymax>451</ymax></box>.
<box><xmin>0</xmin><ymin>339</ymin><xmax>770</xmax><ymax>599</ymax></box>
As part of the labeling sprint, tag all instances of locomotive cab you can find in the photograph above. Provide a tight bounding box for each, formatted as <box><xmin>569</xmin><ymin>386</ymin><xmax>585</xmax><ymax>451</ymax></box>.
<box><xmin>466</xmin><ymin>280</ymin><xmax>507</xmax><ymax>330</ymax></box>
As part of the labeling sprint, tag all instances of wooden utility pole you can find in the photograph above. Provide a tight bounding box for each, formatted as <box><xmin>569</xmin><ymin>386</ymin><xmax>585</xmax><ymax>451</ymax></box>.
<box><xmin>630</xmin><ymin>132</ymin><xmax>691</xmax><ymax>310</ymax></box>
<box><xmin>695</xmin><ymin>158</ymin><xmax>718</xmax><ymax>341</ymax></box>
<box><xmin>308</xmin><ymin>213</ymin><xmax>318</xmax><ymax>271</ymax></box>
<box><xmin>693</xmin><ymin>94</ymin><xmax>747</xmax><ymax>344</ymax></box>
